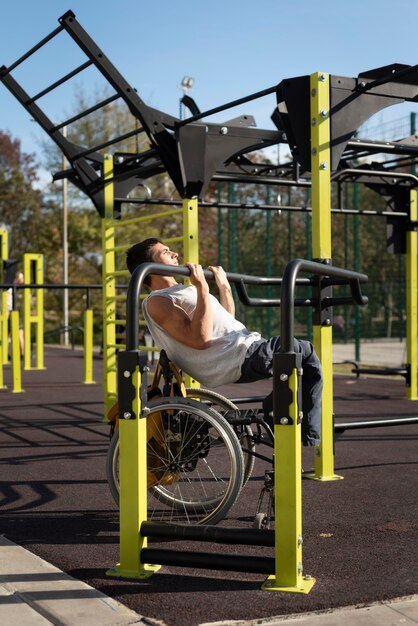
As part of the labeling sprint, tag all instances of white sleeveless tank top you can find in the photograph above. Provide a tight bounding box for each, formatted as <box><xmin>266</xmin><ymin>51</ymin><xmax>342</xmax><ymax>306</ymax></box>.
<box><xmin>142</xmin><ymin>284</ymin><xmax>260</xmax><ymax>387</ymax></box>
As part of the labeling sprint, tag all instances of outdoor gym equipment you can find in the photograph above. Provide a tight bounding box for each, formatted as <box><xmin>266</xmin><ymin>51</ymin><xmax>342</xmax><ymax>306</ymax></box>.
<box><xmin>107</xmin><ymin>259</ymin><xmax>367</xmax><ymax>591</ymax></box>
<box><xmin>1</xmin><ymin>9</ymin><xmax>417</xmax><ymax>482</ymax></box>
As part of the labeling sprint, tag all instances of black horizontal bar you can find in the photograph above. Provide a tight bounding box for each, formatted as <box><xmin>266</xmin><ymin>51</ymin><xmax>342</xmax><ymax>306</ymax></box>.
<box><xmin>74</xmin><ymin>127</ymin><xmax>146</xmax><ymax>160</ymax></box>
<box><xmin>53</xmin><ymin>93</ymin><xmax>121</xmax><ymax>130</ymax></box>
<box><xmin>359</xmin><ymin>64</ymin><xmax>418</xmax><ymax>93</ymax></box>
<box><xmin>141</xmin><ymin>521</ymin><xmax>274</xmax><ymax>546</ymax></box>
<box><xmin>213</xmin><ymin>173</ymin><xmax>311</xmax><ymax>188</ymax></box>
<box><xmin>347</xmin><ymin>137</ymin><xmax>418</xmax><ymax>157</ymax></box>
<box><xmin>2</xmin><ymin>24</ymin><xmax>64</xmax><ymax>74</ymax></box>
<box><xmin>335</xmin><ymin>416</ymin><xmax>418</xmax><ymax>431</ymax></box>
<box><xmin>141</xmin><ymin>548</ymin><xmax>275</xmax><ymax>574</ymax></box>
<box><xmin>0</xmin><ymin>283</ymin><xmax>102</xmax><ymax>290</ymax></box>
<box><xmin>27</xmin><ymin>59</ymin><xmax>93</xmax><ymax>104</ymax></box>
<box><xmin>235</xmin><ymin>277</ymin><xmax>313</xmax><ymax>308</ymax></box>
<box><xmin>324</xmin><ymin>295</ymin><xmax>369</xmax><ymax>307</ymax></box>
<box><xmin>331</xmin><ymin>168</ymin><xmax>418</xmax><ymax>186</ymax></box>
<box><xmin>229</xmin><ymin>395</ymin><xmax>265</xmax><ymax>404</ymax></box>
<box><xmin>177</xmin><ymin>84</ymin><xmax>277</xmax><ymax>127</ymax></box>
<box><xmin>352</xmin><ymin>367</ymin><xmax>407</xmax><ymax>376</ymax></box>
<box><xmin>113</xmin><ymin>195</ymin><xmax>409</xmax><ymax>218</ymax></box>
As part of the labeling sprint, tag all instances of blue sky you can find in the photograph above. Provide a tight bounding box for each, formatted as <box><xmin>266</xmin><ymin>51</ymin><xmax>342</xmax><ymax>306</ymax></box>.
<box><xmin>1</xmin><ymin>0</ymin><xmax>418</xmax><ymax>168</ymax></box>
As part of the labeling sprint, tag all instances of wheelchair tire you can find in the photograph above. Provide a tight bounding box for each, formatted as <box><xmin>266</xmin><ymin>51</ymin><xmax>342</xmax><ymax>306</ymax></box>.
<box><xmin>106</xmin><ymin>397</ymin><xmax>245</xmax><ymax>525</ymax></box>
<box><xmin>185</xmin><ymin>387</ymin><xmax>256</xmax><ymax>485</ymax></box>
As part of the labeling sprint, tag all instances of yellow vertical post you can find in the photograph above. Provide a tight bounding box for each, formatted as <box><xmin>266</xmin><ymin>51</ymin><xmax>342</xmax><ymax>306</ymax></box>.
<box><xmin>1</xmin><ymin>292</ymin><xmax>8</xmax><ymax>367</ymax></box>
<box><xmin>102</xmin><ymin>155</ymin><xmax>117</xmax><ymax>416</ymax></box>
<box><xmin>309</xmin><ymin>72</ymin><xmax>341</xmax><ymax>481</ymax></box>
<box><xmin>0</xmin><ymin>291</ymin><xmax>7</xmax><ymax>389</ymax></box>
<box><xmin>10</xmin><ymin>310</ymin><xmax>22</xmax><ymax>393</ymax></box>
<box><xmin>83</xmin><ymin>308</ymin><xmax>95</xmax><ymax>384</ymax></box>
<box><xmin>23</xmin><ymin>254</ymin><xmax>45</xmax><ymax>371</ymax></box>
<box><xmin>183</xmin><ymin>197</ymin><xmax>199</xmax><ymax>264</ymax></box>
<box><xmin>262</xmin><ymin>355</ymin><xmax>314</xmax><ymax>593</ymax></box>
<box><xmin>107</xmin><ymin>361</ymin><xmax>159</xmax><ymax>579</ymax></box>
<box><xmin>0</xmin><ymin>229</ymin><xmax>9</xmax><ymax>367</ymax></box>
<box><xmin>406</xmin><ymin>189</ymin><xmax>417</xmax><ymax>400</ymax></box>
<box><xmin>183</xmin><ymin>197</ymin><xmax>200</xmax><ymax>388</ymax></box>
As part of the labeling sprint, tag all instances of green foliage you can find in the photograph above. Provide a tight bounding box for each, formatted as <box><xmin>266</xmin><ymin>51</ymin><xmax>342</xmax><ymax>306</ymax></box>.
<box><xmin>0</xmin><ymin>130</ymin><xmax>45</xmax><ymax>258</ymax></box>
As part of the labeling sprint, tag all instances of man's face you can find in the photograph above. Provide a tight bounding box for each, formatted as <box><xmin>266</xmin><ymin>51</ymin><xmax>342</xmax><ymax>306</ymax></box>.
<box><xmin>151</xmin><ymin>242</ymin><xmax>179</xmax><ymax>266</ymax></box>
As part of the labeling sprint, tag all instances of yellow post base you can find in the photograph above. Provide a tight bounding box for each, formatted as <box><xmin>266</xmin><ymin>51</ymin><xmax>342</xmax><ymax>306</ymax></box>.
<box><xmin>406</xmin><ymin>387</ymin><xmax>418</xmax><ymax>401</ymax></box>
<box><xmin>106</xmin><ymin>563</ymin><xmax>160</xmax><ymax>580</ymax></box>
<box><xmin>304</xmin><ymin>472</ymin><xmax>343</xmax><ymax>482</ymax></box>
<box><xmin>0</xmin><ymin>361</ymin><xmax>6</xmax><ymax>390</ymax></box>
<box><xmin>262</xmin><ymin>574</ymin><xmax>315</xmax><ymax>594</ymax></box>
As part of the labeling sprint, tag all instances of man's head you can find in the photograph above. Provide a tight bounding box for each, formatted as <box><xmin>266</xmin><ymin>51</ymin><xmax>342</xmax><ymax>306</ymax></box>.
<box><xmin>126</xmin><ymin>238</ymin><xmax>179</xmax><ymax>285</ymax></box>
<box><xmin>126</xmin><ymin>238</ymin><xmax>162</xmax><ymax>275</ymax></box>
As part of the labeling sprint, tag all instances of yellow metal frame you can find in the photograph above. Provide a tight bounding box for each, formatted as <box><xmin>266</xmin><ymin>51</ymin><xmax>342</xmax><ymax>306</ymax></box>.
<box><xmin>100</xmin><ymin>159</ymin><xmax>200</xmax><ymax>417</ymax></box>
<box><xmin>262</xmin><ymin>363</ymin><xmax>314</xmax><ymax>593</ymax></box>
<box><xmin>0</xmin><ymin>229</ymin><xmax>8</xmax><ymax>385</ymax></box>
<box><xmin>107</xmin><ymin>195</ymin><xmax>202</xmax><ymax>579</ymax></box>
<box><xmin>107</xmin><ymin>364</ymin><xmax>159</xmax><ymax>579</ymax></box>
<box><xmin>307</xmin><ymin>72</ymin><xmax>342</xmax><ymax>482</ymax></box>
<box><xmin>23</xmin><ymin>253</ymin><xmax>44</xmax><ymax>371</ymax></box>
<box><xmin>83</xmin><ymin>308</ymin><xmax>95</xmax><ymax>384</ymax></box>
<box><xmin>10</xmin><ymin>310</ymin><xmax>22</xmax><ymax>393</ymax></box>
<box><xmin>102</xmin><ymin>155</ymin><xmax>118</xmax><ymax>416</ymax></box>
<box><xmin>182</xmin><ymin>197</ymin><xmax>199</xmax><ymax>263</ymax></box>
<box><xmin>0</xmin><ymin>291</ymin><xmax>7</xmax><ymax>389</ymax></box>
<box><xmin>182</xmin><ymin>197</ymin><xmax>200</xmax><ymax>388</ymax></box>
<box><xmin>406</xmin><ymin>189</ymin><xmax>418</xmax><ymax>400</ymax></box>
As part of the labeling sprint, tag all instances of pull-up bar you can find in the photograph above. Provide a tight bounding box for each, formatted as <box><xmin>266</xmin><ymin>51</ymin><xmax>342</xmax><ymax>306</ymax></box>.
<box><xmin>126</xmin><ymin>260</ymin><xmax>368</xmax><ymax>352</ymax></box>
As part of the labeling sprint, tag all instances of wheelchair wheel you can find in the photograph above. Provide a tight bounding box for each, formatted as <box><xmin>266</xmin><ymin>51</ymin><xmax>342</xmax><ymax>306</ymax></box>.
<box><xmin>106</xmin><ymin>397</ymin><xmax>245</xmax><ymax>525</ymax></box>
<box><xmin>185</xmin><ymin>387</ymin><xmax>255</xmax><ymax>485</ymax></box>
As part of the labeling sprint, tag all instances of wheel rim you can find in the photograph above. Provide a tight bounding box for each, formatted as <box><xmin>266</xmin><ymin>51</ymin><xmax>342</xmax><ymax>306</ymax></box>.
<box><xmin>107</xmin><ymin>398</ymin><xmax>244</xmax><ymax>525</ymax></box>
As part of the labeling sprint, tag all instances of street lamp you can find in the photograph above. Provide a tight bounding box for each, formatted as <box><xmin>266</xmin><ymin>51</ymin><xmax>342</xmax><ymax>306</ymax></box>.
<box><xmin>62</xmin><ymin>125</ymin><xmax>69</xmax><ymax>346</ymax></box>
<box><xmin>178</xmin><ymin>76</ymin><xmax>194</xmax><ymax>120</ymax></box>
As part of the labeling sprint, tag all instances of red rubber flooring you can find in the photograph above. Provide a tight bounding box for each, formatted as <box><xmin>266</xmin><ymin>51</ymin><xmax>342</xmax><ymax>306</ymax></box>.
<box><xmin>0</xmin><ymin>347</ymin><xmax>417</xmax><ymax>626</ymax></box>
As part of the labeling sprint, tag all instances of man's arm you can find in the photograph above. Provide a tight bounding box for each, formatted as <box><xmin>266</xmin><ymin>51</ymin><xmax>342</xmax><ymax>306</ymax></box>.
<box><xmin>146</xmin><ymin>263</ymin><xmax>213</xmax><ymax>350</ymax></box>
<box><xmin>209</xmin><ymin>266</ymin><xmax>235</xmax><ymax>316</ymax></box>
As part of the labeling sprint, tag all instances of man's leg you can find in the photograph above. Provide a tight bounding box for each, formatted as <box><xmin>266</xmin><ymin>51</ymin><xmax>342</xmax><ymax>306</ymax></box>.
<box><xmin>294</xmin><ymin>339</ymin><xmax>322</xmax><ymax>446</ymax></box>
<box><xmin>238</xmin><ymin>337</ymin><xmax>322</xmax><ymax>446</ymax></box>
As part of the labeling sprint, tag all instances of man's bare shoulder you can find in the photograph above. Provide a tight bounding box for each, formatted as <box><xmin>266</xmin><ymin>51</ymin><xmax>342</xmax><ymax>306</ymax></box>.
<box><xmin>146</xmin><ymin>295</ymin><xmax>173</xmax><ymax>318</ymax></box>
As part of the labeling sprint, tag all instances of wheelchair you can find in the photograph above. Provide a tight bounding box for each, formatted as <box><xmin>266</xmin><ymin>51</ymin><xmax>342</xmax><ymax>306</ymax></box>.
<box><xmin>106</xmin><ymin>350</ymin><xmax>275</xmax><ymax>526</ymax></box>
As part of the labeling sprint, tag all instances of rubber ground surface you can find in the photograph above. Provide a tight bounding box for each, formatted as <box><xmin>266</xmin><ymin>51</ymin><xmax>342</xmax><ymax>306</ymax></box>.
<box><xmin>0</xmin><ymin>347</ymin><xmax>416</xmax><ymax>626</ymax></box>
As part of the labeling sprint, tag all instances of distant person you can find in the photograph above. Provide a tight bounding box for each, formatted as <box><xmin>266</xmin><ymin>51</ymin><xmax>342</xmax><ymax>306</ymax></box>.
<box><xmin>7</xmin><ymin>271</ymin><xmax>24</xmax><ymax>356</ymax></box>
<box><xmin>126</xmin><ymin>238</ymin><xmax>323</xmax><ymax>446</ymax></box>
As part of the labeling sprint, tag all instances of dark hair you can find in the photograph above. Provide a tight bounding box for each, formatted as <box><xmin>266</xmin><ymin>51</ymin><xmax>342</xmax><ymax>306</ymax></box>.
<box><xmin>126</xmin><ymin>238</ymin><xmax>162</xmax><ymax>285</ymax></box>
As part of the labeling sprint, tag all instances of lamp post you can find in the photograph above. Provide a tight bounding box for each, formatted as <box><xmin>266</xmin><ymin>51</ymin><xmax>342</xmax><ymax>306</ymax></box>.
<box><xmin>178</xmin><ymin>76</ymin><xmax>194</xmax><ymax>120</ymax></box>
<box><xmin>62</xmin><ymin>126</ymin><xmax>69</xmax><ymax>346</ymax></box>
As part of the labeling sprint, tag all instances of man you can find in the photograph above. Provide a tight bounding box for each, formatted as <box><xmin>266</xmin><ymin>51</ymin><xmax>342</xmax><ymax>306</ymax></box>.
<box><xmin>126</xmin><ymin>238</ymin><xmax>322</xmax><ymax>446</ymax></box>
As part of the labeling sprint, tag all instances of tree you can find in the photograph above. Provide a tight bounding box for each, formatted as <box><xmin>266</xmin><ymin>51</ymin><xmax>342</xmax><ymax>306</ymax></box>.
<box><xmin>0</xmin><ymin>130</ymin><xmax>45</xmax><ymax>258</ymax></box>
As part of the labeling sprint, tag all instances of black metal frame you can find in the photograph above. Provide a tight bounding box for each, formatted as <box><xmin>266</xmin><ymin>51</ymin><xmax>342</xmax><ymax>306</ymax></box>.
<box><xmin>2</xmin><ymin>11</ymin><xmax>418</xmax><ymax>217</ymax></box>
